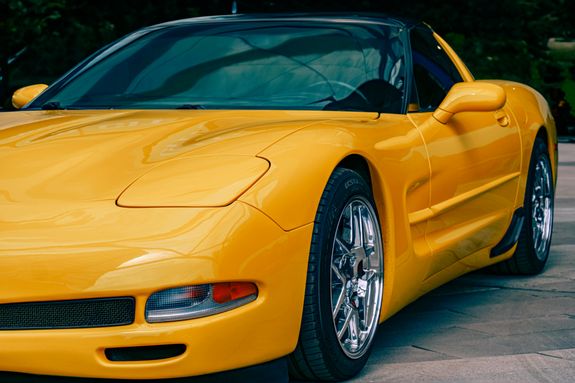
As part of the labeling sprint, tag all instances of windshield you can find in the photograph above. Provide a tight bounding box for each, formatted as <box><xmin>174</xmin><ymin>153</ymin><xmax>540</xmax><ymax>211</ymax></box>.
<box><xmin>29</xmin><ymin>21</ymin><xmax>406</xmax><ymax>113</ymax></box>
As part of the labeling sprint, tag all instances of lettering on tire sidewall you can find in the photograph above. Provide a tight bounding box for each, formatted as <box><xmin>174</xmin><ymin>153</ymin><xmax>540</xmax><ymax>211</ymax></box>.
<box><xmin>345</xmin><ymin>178</ymin><xmax>359</xmax><ymax>189</ymax></box>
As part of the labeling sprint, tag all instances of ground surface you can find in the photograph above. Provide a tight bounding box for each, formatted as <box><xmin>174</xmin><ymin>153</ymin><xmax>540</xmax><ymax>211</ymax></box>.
<box><xmin>345</xmin><ymin>142</ymin><xmax>575</xmax><ymax>382</ymax></box>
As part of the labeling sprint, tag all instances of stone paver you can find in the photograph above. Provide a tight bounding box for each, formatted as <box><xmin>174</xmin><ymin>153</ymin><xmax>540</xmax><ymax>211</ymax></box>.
<box><xmin>357</xmin><ymin>352</ymin><xmax>575</xmax><ymax>383</ymax></box>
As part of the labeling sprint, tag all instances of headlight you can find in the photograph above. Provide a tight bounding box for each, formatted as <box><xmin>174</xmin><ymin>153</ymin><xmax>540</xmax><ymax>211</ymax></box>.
<box><xmin>145</xmin><ymin>282</ymin><xmax>258</xmax><ymax>323</ymax></box>
<box><xmin>117</xmin><ymin>156</ymin><xmax>269</xmax><ymax>207</ymax></box>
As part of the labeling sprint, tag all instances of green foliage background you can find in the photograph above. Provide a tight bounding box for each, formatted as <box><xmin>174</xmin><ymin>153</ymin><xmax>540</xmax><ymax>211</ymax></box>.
<box><xmin>1</xmin><ymin>0</ymin><xmax>574</xmax><ymax>110</ymax></box>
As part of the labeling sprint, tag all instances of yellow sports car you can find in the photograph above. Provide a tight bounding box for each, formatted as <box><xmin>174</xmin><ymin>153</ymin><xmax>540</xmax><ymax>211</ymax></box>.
<box><xmin>1</xmin><ymin>13</ymin><xmax>557</xmax><ymax>382</ymax></box>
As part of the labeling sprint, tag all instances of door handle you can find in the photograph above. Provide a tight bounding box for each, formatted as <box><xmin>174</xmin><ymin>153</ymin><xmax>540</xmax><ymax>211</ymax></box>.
<box><xmin>494</xmin><ymin>109</ymin><xmax>510</xmax><ymax>127</ymax></box>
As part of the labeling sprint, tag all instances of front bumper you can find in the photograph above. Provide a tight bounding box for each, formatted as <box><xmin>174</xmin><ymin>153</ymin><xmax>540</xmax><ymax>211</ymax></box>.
<box><xmin>0</xmin><ymin>200</ymin><xmax>312</xmax><ymax>379</ymax></box>
<box><xmin>0</xmin><ymin>358</ymin><xmax>288</xmax><ymax>383</ymax></box>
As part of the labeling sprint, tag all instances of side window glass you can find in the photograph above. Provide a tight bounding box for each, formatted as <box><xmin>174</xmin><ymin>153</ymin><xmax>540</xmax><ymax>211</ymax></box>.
<box><xmin>410</xmin><ymin>28</ymin><xmax>463</xmax><ymax>112</ymax></box>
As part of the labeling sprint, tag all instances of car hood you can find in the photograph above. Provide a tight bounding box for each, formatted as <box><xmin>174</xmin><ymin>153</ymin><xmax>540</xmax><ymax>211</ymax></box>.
<box><xmin>0</xmin><ymin>109</ymin><xmax>364</xmax><ymax>204</ymax></box>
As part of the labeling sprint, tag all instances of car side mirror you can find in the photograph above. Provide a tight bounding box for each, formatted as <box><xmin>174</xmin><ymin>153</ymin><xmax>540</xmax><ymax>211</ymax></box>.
<box><xmin>432</xmin><ymin>82</ymin><xmax>506</xmax><ymax>124</ymax></box>
<box><xmin>12</xmin><ymin>84</ymin><xmax>49</xmax><ymax>109</ymax></box>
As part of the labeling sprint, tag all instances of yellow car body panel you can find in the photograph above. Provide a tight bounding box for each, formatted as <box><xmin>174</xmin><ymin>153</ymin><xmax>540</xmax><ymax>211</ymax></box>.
<box><xmin>0</xmin><ymin>16</ymin><xmax>558</xmax><ymax>381</ymax></box>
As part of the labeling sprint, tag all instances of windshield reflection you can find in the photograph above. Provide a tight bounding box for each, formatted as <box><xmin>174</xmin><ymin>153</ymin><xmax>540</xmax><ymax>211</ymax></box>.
<box><xmin>30</xmin><ymin>21</ymin><xmax>406</xmax><ymax>113</ymax></box>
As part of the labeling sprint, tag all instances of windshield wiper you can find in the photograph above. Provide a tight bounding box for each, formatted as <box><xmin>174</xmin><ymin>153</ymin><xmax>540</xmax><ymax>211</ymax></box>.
<box><xmin>176</xmin><ymin>104</ymin><xmax>205</xmax><ymax>110</ymax></box>
<box><xmin>41</xmin><ymin>101</ymin><xmax>65</xmax><ymax>110</ymax></box>
<box><xmin>40</xmin><ymin>102</ymin><xmax>115</xmax><ymax>110</ymax></box>
<box><xmin>308</xmin><ymin>95</ymin><xmax>337</xmax><ymax>105</ymax></box>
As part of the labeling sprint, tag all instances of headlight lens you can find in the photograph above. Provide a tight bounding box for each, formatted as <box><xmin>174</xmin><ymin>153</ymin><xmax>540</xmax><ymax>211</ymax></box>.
<box><xmin>117</xmin><ymin>156</ymin><xmax>269</xmax><ymax>207</ymax></box>
<box><xmin>145</xmin><ymin>282</ymin><xmax>258</xmax><ymax>323</ymax></box>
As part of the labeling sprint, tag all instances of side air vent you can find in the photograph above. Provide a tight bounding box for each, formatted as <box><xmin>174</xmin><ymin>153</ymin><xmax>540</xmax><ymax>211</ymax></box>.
<box><xmin>105</xmin><ymin>344</ymin><xmax>187</xmax><ymax>362</ymax></box>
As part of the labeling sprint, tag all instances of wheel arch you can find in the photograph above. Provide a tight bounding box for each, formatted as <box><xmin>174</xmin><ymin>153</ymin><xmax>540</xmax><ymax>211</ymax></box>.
<box><xmin>516</xmin><ymin>123</ymin><xmax>557</xmax><ymax>214</ymax></box>
<box><xmin>335</xmin><ymin>154</ymin><xmax>388</xmax><ymax>248</ymax></box>
<box><xmin>498</xmin><ymin>81</ymin><xmax>558</xmax><ymax>195</ymax></box>
<box><xmin>336</xmin><ymin>154</ymin><xmax>372</xmax><ymax>187</ymax></box>
<box><xmin>515</xmin><ymin>84</ymin><xmax>558</xmax><ymax>185</ymax></box>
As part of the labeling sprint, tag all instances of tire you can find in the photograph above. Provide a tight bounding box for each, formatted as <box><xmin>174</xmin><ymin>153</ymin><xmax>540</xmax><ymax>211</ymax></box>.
<box><xmin>492</xmin><ymin>136</ymin><xmax>555</xmax><ymax>275</ymax></box>
<box><xmin>288</xmin><ymin>168</ymin><xmax>384</xmax><ymax>381</ymax></box>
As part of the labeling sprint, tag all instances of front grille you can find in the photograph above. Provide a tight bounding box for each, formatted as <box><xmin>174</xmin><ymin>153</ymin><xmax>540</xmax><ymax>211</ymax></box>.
<box><xmin>0</xmin><ymin>297</ymin><xmax>135</xmax><ymax>330</ymax></box>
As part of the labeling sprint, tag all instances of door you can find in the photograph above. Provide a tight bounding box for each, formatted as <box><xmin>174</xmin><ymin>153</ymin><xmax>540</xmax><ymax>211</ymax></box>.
<box><xmin>408</xmin><ymin>27</ymin><xmax>521</xmax><ymax>278</ymax></box>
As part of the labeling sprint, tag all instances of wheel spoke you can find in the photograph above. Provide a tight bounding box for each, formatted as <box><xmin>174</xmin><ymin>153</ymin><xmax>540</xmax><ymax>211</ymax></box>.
<box><xmin>352</xmin><ymin>204</ymin><xmax>364</xmax><ymax>248</ymax></box>
<box><xmin>348</xmin><ymin>309</ymin><xmax>360</xmax><ymax>345</ymax></box>
<box><xmin>345</xmin><ymin>203</ymin><xmax>354</xmax><ymax>244</ymax></box>
<box><xmin>332</xmin><ymin>289</ymin><xmax>346</xmax><ymax>317</ymax></box>
<box><xmin>335</xmin><ymin>238</ymin><xmax>351</xmax><ymax>255</ymax></box>
<box><xmin>362</xmin><ymin>209</ymin><xmax>375</xmax><ymax>248</ymax></box>
<box><xmin>338</xmin><ymin>308</ymin><xmax>353</xmax><ymax>340</ymax></box>
<box><xmin>332</xmin><ymin>263</ymin><xmax>346</xmax><ymax>283</ymax></box>
<box><xmin>364</xmin><ymin>245</ymin><xmax>375</xmax><ymax>266</ymax></box>
<box><xmin>363</xmin><ymin>283</ymin><xmax>372</xmax><ymax>325</ymax></box>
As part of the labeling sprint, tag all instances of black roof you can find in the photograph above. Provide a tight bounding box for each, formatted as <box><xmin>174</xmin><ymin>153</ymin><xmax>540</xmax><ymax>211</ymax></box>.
<box><xmin>154</xmin><ymin>12</ymin><xmax>423</xmax><ymax>30</ymax></box>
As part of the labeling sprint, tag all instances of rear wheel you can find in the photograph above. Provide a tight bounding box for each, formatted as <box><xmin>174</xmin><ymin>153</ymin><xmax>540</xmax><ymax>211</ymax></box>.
<box><xmin>288</xmin><ymin>168</ymin><xmax>384</xmax><ymax>381</ymax></box>
<box><xmin>493</xmin><ymin>137</ymin><xmax>554</xmax><ymax>274</ymax></box>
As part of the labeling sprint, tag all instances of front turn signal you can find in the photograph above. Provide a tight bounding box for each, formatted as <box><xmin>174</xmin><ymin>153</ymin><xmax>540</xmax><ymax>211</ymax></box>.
<box><xmin>145</xmin><ymin>282</ymin><xmax>258</xmax><ymax>323</ymax></box>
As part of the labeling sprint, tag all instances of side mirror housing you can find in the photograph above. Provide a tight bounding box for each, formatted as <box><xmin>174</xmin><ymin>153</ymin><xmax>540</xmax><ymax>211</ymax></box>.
<box><xmin>12</xmin><ymin>84</ymin><xmax>49</xmax><ymax>109</ymax></box>
<box><xmin>433</xmin><ymin>82</ymin><xmax>506</xmax><ymax>124</ymax></box>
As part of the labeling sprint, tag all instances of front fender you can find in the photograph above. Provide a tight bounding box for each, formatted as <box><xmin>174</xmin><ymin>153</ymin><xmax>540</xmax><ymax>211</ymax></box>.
<box><xmin>239</xmin><ymin>114</ymin><xmax>429</xmax><ymax>231</ymax></box>
<box><xmin>239</xmin><ymin>114</ymin><xmax>433</xmax><ymax>321</ymax></box>
<box><xmin>240</xmin><ymin>127</ymin><xmax>364</xmax><ymax>232</ymax></box>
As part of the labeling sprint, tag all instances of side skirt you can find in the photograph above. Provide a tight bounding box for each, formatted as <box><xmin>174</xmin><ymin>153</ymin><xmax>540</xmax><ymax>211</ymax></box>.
<box><xmin>490</xmin><ymin>208</ymin><xmax>525</xmax><ymax>258</ymax></box>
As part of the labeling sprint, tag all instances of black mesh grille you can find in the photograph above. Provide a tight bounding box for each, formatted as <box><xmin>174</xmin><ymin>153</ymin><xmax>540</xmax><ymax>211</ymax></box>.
<box><xmin>0</xmin><ymin>297</ymin><xmax>135</xmax><ymax>330</ymax></box>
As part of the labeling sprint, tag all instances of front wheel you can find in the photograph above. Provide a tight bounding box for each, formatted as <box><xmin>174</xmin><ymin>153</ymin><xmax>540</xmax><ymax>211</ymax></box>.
<box><xmin>289</xmin><ymin>168</ymin><xmax>384</xmax><ymax>381</ymax></box>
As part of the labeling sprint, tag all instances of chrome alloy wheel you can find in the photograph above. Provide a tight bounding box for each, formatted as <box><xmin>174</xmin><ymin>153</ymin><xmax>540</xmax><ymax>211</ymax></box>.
<box><xmin>330</xmin><ymin>197</ymin><xmax>383</xmax><ymax>359</ymax></box>
<box><xmin>532</xmin><ymin>156</ymin><xmax>554</xmax><ymax>261</ymax></box>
